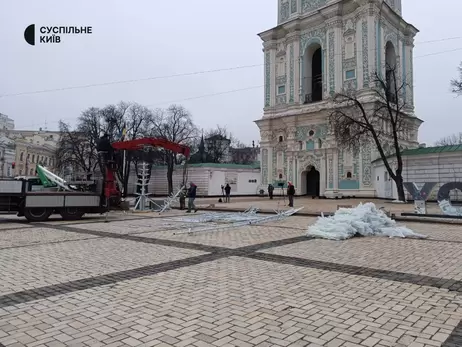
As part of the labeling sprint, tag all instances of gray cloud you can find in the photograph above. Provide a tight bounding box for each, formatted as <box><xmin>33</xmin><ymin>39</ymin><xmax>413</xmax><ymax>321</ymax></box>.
<box><xmin>0</xmin><ymin>0</ymin><xmax>460</xmax><ymax>145</ymax></box>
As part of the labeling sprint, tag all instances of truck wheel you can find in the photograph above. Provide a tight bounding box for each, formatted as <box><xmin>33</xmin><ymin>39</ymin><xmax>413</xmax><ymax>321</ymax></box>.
<box><xmin>24</xmin><ymin>208</ymin><xmax>53</xmax><ymax>222</ymax></box>
<box><xmin>59</xmin><ymin>207</ymin><xmax>85</xmax><ymax>220</ymax></box>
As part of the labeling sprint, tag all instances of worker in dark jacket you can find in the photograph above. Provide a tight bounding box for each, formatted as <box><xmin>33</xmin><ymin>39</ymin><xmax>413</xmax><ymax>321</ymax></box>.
<box><xmin>96</xmin><ymin>133</ymin><xmax>113</xmax><ymax>162</ymax></box>
<box><xmin>224</xmin><ymin>183</ymin><xmax>231</xmax><ymax>203</ymax></box>
<box><xmin>179</xmin><ymin>188</ymin><xmax>187</xmax><ymax>210</ymax></box>
<box><xmin>287</xmin><ymin>181</ymin><xmax>295</xmax><ymax>207</ymax></box>
<box><xmin>268</xmin><ymin>184</ymin><xmax>274</xmax><ymax>199</ymax></box>
<box><xmin>186</xmin><ymin>182</ymin><xmax>198</xmax><ymax>213</ymax></box>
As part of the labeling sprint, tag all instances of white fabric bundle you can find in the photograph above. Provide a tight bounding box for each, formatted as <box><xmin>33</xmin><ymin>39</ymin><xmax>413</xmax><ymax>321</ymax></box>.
<box><xmin>307</xmin><ymin>202</ymin><xmax>427</xmax><ymax>240</ymax></box>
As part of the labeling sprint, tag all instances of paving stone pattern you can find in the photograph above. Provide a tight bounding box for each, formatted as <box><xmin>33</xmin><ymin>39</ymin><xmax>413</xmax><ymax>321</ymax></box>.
<box><xmin>0</xmin><ymin>257</ymin><xmax>461</xmax><ymax>347</ymax></box>
<box><xmin>138</xmin><ymin>225</ymin><xmax>304</xmax><ymax>249</ymax></box>
<box><xmin>0</xmin><ymin>228</ymin><xmax>99</xmax><ymax>250</ymax></box>
<box><xmin>0</xmin><ymin>212</ymin><xmax>460</xmax><ymax>346</ymax></box>
<box><xmin>403</xmin><ymin>223</ymin><xmax>462</xmax><ymax>243</ymax></box>
<box><xmin>262</xmin><ymin>238</ymin><xmax>462</xmax><ymax>281</ymax></box>
<box><xmin>0</xmin><ymin>237</ymin><xmax>207</xmax><ymax>296</ymax></box>
<box><xmin>70</xmin><ymin>218</ymin><xmax>182</xmax><ymax>235</ymax></box>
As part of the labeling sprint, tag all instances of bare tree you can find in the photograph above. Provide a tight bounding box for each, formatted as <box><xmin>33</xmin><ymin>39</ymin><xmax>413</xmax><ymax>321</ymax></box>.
<box><xmin>329</xmin><ymin>64</ymin><xmax>414</xmax><ymax>202</ymax></box>
<box><xmin>103</xmin><ymin>103</ymin><xmax>152</xmax><ymax>195</ymax></box>
<box><xmin>435</xmin><ymin>132</ymin><xmax>462</xmax><ymax>146</ymax></box>
<box><xmin>204</xmin><ymin>125</ymin><xmax>235</xmax><ymax>163</ymax></box>
<box><xmin>148</xmin><ymin>105</ymin><xmax>198</xmax><ymax>194</ymax></box>
<box><xmin>56</xmin><ymin>121</ymin><xmax>99</xmax><ymax>179</ymax></box>
<box><xmin>75</xmin><ymin>106</ymin><xmax>109</xmax><ymax>177</ymax></box>
<box><xmin>451</xmin><ymin>62</ymin><xmax>462</xmax><ymax>95</ymax></box>
<box><xmin>56</xmin><ymin>102</ymin><xmax>151</xmax><ymax>196</ymax></box>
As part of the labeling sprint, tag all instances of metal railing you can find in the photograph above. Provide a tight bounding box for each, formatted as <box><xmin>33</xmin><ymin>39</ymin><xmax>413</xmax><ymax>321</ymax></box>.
<box><xmin>302</xmin><ymin>74</ymin><xmax>323</xmax><ymax>104</ymax></box>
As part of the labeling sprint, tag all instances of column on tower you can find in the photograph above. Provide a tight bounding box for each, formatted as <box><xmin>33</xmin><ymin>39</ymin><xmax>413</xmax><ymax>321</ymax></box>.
<box><xmin>334</xmin><ymin>21</ymin><xmax>343</xmax><ymax>94</ymax></box>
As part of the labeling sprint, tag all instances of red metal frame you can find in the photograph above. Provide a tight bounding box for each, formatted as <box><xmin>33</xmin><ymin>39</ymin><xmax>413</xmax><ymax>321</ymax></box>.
<box><xmin>112</xmin><ymin>137</ymin><xmax>191</xmax><ymax>158</ymax></box>
<box><xmin>104</xmin><ymin>137</ymin><xmax>191</xmax><ymax>203</ymax></box>
<box><xmin>104</xmin><ymin>163</ymin><xmax>118</xmax><ymax>202</ymax></box>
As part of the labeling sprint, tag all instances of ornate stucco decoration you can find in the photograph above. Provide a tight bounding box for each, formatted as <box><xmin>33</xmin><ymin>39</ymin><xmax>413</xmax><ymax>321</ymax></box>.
<box><xmin>260</xmin><ymin>131</ymin><xmax>272</xmax><ymax>142</ymax></box>
<box><xmin>297</xmin><ymin>153</ymin><xmax>321</xmax><ymax>174</ymax></box>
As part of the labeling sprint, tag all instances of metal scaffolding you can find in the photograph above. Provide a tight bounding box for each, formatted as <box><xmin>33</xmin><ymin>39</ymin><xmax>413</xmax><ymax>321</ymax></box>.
<box><xmin>134</xmin><ymin>162</ymin><xmax>159</xmax><ymax>211</ymax></box>
<box><xmin>158</xmin><ymin>185</ymin><xmax>185</xmax><ymax>213</ymax></box>
<box><xmin>168</xmin><ymin>206</ymin><xmax>304</xmax><ymax>234</ymax></box>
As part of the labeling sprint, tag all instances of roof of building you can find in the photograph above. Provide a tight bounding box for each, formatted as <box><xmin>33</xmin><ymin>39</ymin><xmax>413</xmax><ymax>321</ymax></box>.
<box><xmin>187</xmin><ymin>162</ymin><xmax>260</xmax><ymax>169</ymax></box>
<box><xmin>153</xmin><ymin>162</ymin><xmax>260</xmax><ymax>169</ymax></box>
<box><xmin>10</xmin><ymin>129</ymin><xmax>61</xmax><ymax>134</ymax></box>
<box><xmin>15</xmin><ymin>139</ymin><xmax>56</xmax><ymax>152</ymax></box>
<box><xmin>401</xmin><ymin>144</ymin><xmax>462</xmax><ymax>155</ymax></box>
<box><xmin>231</xmin><ymin>146</ymin><xmax>258</xmax><ymax>152</ymax></box>
<box><xmin>372</xmin><ymin>144</ymin><xmax>462</xmax><ymax>163</ymax></box>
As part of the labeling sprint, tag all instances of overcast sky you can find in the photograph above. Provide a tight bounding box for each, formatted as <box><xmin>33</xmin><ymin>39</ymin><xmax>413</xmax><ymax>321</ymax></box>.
<box><xmin>0</xmin><ymin>0</ymin><xmax>460</xmax><ymax>146</ymax></box>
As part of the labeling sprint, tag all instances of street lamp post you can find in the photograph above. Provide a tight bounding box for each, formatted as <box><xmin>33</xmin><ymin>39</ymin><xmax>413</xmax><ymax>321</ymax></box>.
<box><xmin>0</xmin><ymin>141</ymin><xmax>5</xmax><ymax>178</ymax></box>
<box><xmin>0</xmin><ymin>156</ymin><xmax>4</xmax><ymax>178</ymax></box>
<box><xmin>25</xmin><ymin>145</ymin><xmax>31</xmax><ymax>176</ymax></box>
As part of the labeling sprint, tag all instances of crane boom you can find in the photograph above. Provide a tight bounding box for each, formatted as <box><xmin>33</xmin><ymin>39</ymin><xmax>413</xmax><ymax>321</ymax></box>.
<box><xmin>36</xmin><ymin>165</ymin><xmax>72</xmax><ymax>191</ymax></box>
<box><xmin>111</xmin><ymin>137</ymin><xmax>191</xmax><ymax>158</ymax></box>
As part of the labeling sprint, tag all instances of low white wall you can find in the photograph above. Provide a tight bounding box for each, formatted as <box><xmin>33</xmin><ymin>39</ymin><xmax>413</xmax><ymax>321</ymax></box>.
<box><xmin>127</xmin><ymin>165</ymin><xmax>260</xmax><ymax>196</ymax></box>
<box><xmin>373</xmin><ymin>165</ymin><xmax>398</xmax><ymax>200</ymax></box>
<box><xmin>374</xmin><ymin>151</ymin><xmax>462</xmax><ymax>201</ymax></box>
<box><xmin>208</xmin><ymin>169</ymin><xmax>260</xmax><ymax>195</ymax></box>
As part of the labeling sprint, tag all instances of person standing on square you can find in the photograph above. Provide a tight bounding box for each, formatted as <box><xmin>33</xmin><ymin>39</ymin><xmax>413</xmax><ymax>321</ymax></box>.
<box><xmin>225</xmin><ymin>183</ymin><xmax>231</xmax><ymax>203</ymax></box>
<box><xmin>287</xmin><ymin>181</ymin><xmax>295</xmax><ymax>207</ymax></box>
<box><xmin>268</xmin><ymin>184</ymin><xmax>274</xmax><ymax>200</ymax></box>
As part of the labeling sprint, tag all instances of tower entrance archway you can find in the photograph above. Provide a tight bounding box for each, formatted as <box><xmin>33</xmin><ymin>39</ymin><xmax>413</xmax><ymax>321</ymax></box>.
<box><xmin>300</xmin><ymin>165</ymin><xmax>320</xmax><ymax>197</ymax></box>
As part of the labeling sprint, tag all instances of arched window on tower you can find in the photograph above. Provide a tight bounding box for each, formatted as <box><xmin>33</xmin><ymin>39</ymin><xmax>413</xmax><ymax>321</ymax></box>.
<box><xmin>302</xmin><ymin>43</ymin><xmax>323</xmax><ymax>104</ymax></box>
<box><xmin>385</xmin><ymin>42</ymin><xmax>397</xmax><ymax>103</ymax></box>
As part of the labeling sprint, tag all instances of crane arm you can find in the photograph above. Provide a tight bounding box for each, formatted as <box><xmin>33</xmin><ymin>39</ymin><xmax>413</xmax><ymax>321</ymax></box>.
<box><xmin>111</xmin><ymin>138</ymin><xmax>191</xmax><ymax>158</ymax></box>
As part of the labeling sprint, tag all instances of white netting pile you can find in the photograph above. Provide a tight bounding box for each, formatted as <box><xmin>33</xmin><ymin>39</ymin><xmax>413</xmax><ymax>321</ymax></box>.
<box><xmin>307</xmin><ymin>202</ymin><xmax>427</xmax><ymax>240</ymax></box>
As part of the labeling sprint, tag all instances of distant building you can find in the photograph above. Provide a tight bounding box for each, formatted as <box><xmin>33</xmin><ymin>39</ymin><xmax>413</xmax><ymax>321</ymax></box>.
<box><xmin>0</xmin><ymin>135</ymin><xmax>15</xmax><ymax>177</ymax></box>
<box><xmin>0</xmin><ymin>113</ymin><xmax>14</xmax><ymax>132</ymax></box>
<box><xmin>230</xmin><ymin>145</ymin><xmax>260</xmax><ymax>165</ymax></box>
<box><xmin>8</xmin><ymin>128</ymin><xmax>60</xmax><ymax>147</ymax></box>
<box><xmin>204</xmin><ymin>134</ymin><xmax>232</xmax><ymax>163</ymax></box>
<box><xmin>14</xmin><ymin>140</ymin><xmax>56</xmax><ymax>176</ymax></box>
<box><xmin>7</xmin><ymin>129</ymin><xmax>60</xmax><ymax>176</ymax></box>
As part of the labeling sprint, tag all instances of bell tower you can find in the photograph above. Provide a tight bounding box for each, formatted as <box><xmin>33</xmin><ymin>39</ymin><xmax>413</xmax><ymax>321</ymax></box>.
<box><xmin>257</xmin><ymin>0</ymin><xmax>420</xmax><ymax>198</ymax></box>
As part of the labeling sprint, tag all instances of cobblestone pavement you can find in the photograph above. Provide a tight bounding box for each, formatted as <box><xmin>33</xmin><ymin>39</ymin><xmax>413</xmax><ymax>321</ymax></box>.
<box><xmin>0</xmin><ymin>228</ymin><xmax>99</xmax><ymax>250</ymax></box>
<box><xmin>189</xmin><ymin>197</ymin><xmax>446</xmax><ymax>216</ymax></box>
<box><xmin>0</xmin><ymin>212</ymin><xmax>461</xmax><ymax>346</ymax></box>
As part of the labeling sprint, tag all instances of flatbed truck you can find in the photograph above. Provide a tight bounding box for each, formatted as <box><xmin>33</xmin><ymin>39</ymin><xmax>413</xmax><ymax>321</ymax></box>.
<box><xmin>0</xmin><ymin>137</ymin><xmax>190</xmax><ymax>222</ymax></box>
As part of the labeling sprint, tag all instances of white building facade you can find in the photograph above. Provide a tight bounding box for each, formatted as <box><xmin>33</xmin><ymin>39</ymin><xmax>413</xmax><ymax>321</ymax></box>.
<box><xmin>0</xmin><ymin>135</ymin><xmax>15</xmax><ymax>178</ymax></box>
<box><xmin>0</xmin><ymin>113</ymin><xmax>14</xmax><ymax>131</ymax></box>
<box><xmin>256</xmin><ymin>0</ymin><xmax>421</xmax><ymax>197</ymax></box>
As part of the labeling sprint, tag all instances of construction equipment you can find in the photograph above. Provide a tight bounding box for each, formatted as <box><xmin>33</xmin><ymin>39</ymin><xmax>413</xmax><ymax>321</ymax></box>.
<box><xmin>35</xmin><ymin>165</ymin><xmax>73</xmax><ymax>191</ymax></box>
<box><xmin>134</xmin><ymin>161</ymin><xmax>157</xmax><ymax>211</ymax></box>
<box><xmin>159</xmin><ymin>185</ymin><xmax>185</xmax><ymax>213</ymax></box>
<box><xmin>0</xmin><ymin>137</ymin><xmax>190</xmax><ymax>222</ymax></box>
